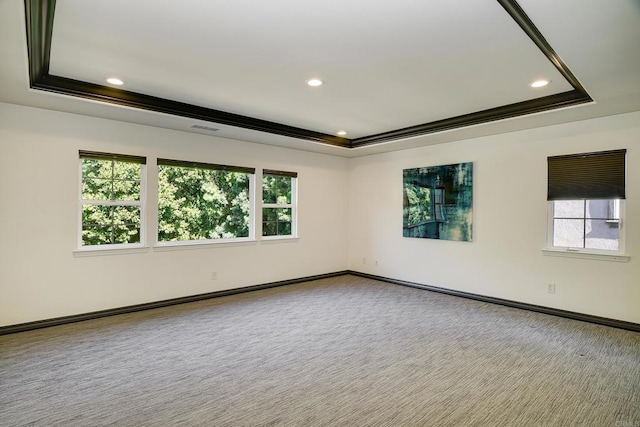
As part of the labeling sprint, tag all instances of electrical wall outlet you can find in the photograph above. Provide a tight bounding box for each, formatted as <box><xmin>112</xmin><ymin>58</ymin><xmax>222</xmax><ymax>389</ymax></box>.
<box><xmin>547</xmin><ymin>283</ymin><xmax>556</xmax><ymax>294</ymax></box>
<box><xmin>211</xmin><ymin>272</ymin><xmax>217</xmax><ymax>280</ymax></box>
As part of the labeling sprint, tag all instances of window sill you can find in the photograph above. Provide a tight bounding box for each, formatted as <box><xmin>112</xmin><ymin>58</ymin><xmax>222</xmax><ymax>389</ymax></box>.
<box><xmin>260</xmin><ymin>236</ymin><xmax>300</xmax><ymax>244</ymax></box>
<box><xmin>542</xmin><ymin>248</ymin><xmax>630</xmax><ymax>263</ymax></box>
<box><xmin>73</xmin><ymin>245</ymin><xmax>150</xmax><ymax>257</ymax></box>
<box><xmin>153</xmin><ymin>238</ymin><xmax>257</xmax><ymax>251</ymax></box>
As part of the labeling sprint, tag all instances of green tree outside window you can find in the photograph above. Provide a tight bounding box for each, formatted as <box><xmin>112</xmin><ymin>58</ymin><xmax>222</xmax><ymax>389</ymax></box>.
<box><xmin>262</xmin><ymin>172</ymin><xmax>296</xmax><ymax>237</ymax></box>
<box><xmin>158</xmin><ymin>165</ymin><xmax>251</xmax><ymax>241</ymax></box>
<box><xmin>80</xmin><ymin>153</ymin><xmax>145</xmax><ymax>246</ymax></box>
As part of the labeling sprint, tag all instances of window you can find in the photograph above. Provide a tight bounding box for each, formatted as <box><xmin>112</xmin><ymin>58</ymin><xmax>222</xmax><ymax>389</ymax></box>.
<box><xmin>79</xmin><ymin>151</ymin><xmax>146</xmax><ymax>247</ymax></box>
<box><xmin>262</xmin><ymin>170</ymin><xmax>297</xmax><ymax>237</ymax></box>
<box><xmin>551</xmin><ymin>199</ymin><xmax>622</xmax><ymax>250</ymax></box>
<box><xmin>157</xmin><ymin>159</ymin><xmax>255</xmax><ymax>243</ymax></box>
<box><xmin>547</xmin><ymin>149</ymin><xmax>626</xmax><ymax>253</ymax></box>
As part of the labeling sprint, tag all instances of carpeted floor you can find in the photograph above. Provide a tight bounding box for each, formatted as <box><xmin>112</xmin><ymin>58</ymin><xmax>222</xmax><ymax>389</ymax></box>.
<box><xmin>1</xmin><ymin>275</ymin><xmax>639</xmax><ymax>426</ymax></box>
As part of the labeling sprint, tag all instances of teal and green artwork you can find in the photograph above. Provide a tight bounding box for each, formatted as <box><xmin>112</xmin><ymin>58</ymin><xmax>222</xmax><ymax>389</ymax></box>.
<box><xmin>403</xmin><ymin>162</ymin><xmax>473</xmax><ymax>241</ymax></box>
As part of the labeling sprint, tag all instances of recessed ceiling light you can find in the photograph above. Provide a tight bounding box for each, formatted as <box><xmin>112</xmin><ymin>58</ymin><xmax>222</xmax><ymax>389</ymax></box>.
<box><xmin>306</xmin><ymin>78</ymin><xmax>323</xmax><ymax>87</ymax></box>
<box><xmin>337</xmin><ymin>131</ymin><xmax>347</xmax><ymax>136</ymax></box>
<box><xmin>106</xmin><ymin>77</ymin><xmax>124</xmax><ymax>86</ymax></box>
<box><xmin>530</xmin><ymin>79</ymin><xmax>550</xmax><ymax>88</ymax></box>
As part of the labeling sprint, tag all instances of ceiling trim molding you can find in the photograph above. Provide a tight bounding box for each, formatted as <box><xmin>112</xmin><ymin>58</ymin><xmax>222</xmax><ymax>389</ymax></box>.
<box><xmin>351</xmin><ymin>90</ymin><xmax>591</xmax><ymax>147</ymax></box>
<box><xmin>35</xmin><ymin>74</ymin><xmax>353</xmax><ymax>148</ymax></box>
<box><xmin>496</xmin><ymin>0</ymin><xmax>588</xmax><ymax>94</ymax></box>
<box><xmin>24</xmin><ymin>0</ymin><xmax>55</xmax><ymax>83</ymax></box>
<box><xmin>23</xmin><ymin>0</ymin><xmax>592</xmax><ymax>149</ymax></box>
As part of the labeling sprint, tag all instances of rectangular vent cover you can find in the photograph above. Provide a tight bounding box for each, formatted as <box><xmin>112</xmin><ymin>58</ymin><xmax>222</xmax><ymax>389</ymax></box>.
<box><xmin>191</xmin><ymin>125</ymin><xmax>219</xmax><ymax>132</ymax></box>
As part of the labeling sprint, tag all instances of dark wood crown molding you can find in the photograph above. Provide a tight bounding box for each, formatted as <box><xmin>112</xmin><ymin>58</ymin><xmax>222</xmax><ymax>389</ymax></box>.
<box><xmin>24</xmin><ymin>0</ymin><xmax>592</xmax><ymax>149</ymax></box>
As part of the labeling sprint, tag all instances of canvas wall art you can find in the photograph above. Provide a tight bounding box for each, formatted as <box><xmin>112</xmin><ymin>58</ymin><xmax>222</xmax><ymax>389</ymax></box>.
<box><xmin>403</xmin><ymin>162</ymin><xmax>473</xmax><ymax>241</ymax></box>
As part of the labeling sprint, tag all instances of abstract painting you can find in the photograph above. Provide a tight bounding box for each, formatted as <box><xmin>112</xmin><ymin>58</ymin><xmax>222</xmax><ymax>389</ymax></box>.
<box><xmin>403</xmin><ymin>162</ymin><xmax>473</xmax><ymax>241</ymax></box>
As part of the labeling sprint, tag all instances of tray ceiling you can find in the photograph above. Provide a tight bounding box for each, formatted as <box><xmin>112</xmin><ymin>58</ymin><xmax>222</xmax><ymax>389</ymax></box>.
<box><xmin>1</xmin><ymin>0</ymin><xmax>639</xmax><ymax>156</ymax></box>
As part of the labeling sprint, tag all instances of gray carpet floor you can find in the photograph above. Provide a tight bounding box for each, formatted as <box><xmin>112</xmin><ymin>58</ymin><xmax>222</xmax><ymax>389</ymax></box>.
<box><xmin>1</xmin><ymin>275</ymin><xmax>639</xmax><ymax>426</ymax></box>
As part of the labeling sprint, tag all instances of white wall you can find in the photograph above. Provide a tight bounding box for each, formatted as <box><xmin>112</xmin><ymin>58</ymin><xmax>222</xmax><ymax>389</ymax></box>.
<box><xmin>0</xmin><ymin>103</ymin><xmax>349</xmax><ymax>326</ymax></box>
<box><xmin>348</xmin><ymin>111</ymin><xmax>640</xmax><ymax>324</ymax></box>
<box><xmin>2</xmin><ymin>102</ymin><xmax>638</xmax><ymax>327</ymax></box>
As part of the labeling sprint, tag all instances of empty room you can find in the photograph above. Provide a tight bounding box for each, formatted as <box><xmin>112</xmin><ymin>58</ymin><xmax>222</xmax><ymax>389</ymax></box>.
<box><xmin>1</xmin><ymin>0</ymin><xmax>639</xmax><ymax>426</ymax></box>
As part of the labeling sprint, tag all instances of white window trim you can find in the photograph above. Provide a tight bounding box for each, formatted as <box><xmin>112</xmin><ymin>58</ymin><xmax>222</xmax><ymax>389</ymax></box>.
<box><xmin>77</xmin><ymin>157</ymin><xmax>147</xmax><ymax>251</ymax></box>
<box><xmin>73</xmin><ymin>246</ymin><xmax>150</xmax><ymax>257</ymax></box>
<box><xmin>541</xmin><ymin>248</ymin><xmax>630</xmax><ymax>262</ymax></box>
<box><xmin>545</xmin><ymin>200</ymin><xmax>628</xmax><ymax>261</ymax></box>
<box><xmin>155</xmin><ymin>169</ymin><xmax>256</xmax><ymax>246</ymax></box>
<box><xmin>260</xmin><ymin>171</ymin><xmax>298</xmax><ymax>239</ymax></box>
<box><xmin>153</xmin><ymin>238</ymin><xmax>257</xmax><ymax>251</ymax></box>
<box><xmin>260</xmin><ymin>236</ymin><xmax>300</xmax><ymax>244</ymax></box>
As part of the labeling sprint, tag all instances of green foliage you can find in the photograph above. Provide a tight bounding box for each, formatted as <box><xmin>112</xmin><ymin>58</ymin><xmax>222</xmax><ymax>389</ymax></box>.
<box><xmin>81</xmin><ymin>159</ymin><xmax>141</xmax><ymax>245</ymax></box>
<box><xmin>82</xmin><ymin>159</ymin><xmax>140</xmax><ymax>201</ymax></box>
<box><xmin>158</xmin><ymin>165</ymin><xmax>250</xmax><ymax>241</ymax></box>
<box><xmin>262</xmin><ymin>175</ymin><xmax>292</xmax><ymax>204</ymax></box>
<box><xmin>262</xmin><ymin>208</ymin><xmax>292</xmax><ymax>236</ymax></box>
<box><xmin>262</xmin><ymin>174</ymin><xmax>292</xmax><ymax>236</ymax></box>
<box><xmin>82</xmin><ymin>206</ymin><xmax>141</xmax><ymax>245</ymax></box>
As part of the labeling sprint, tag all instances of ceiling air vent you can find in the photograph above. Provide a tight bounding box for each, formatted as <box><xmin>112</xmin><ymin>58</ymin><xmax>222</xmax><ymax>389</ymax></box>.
<box><xmin>190</xmin><ymin>124</ymin><xmax>219</xmax><ymax>132</ymax></box>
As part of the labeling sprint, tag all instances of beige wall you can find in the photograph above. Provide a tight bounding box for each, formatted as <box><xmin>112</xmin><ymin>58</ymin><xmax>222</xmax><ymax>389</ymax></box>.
<box><xmin>1</xmin><ymin>102</ymin><xmax>638</xmax><ymax>326</ymax></box>
<box><xmin>348</xmin><ymin>111</ymin><xmax>639</xmax><ymax>323</ymax></box>
<box><xmin>0</xmin><ymin>103</ymin><xmax>349</xmax><ymax>326</ymax></box>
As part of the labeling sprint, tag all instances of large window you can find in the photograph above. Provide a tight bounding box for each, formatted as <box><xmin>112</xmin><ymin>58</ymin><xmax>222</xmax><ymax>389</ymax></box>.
<box><xmin>157</xmin><ymin>159</ymin><xmax>255</xmax><ymax>242</ymax></box>
<box><xmin>262</xmin><ymin>170</ymin><xmax>297</xmax><ymax>237</ymax></box>
<box><xmin>547</xmin><ymin>149</ymin><xmax>626</xmax><ymax>253</ymax></box>
<box><xmin>79</xmin><ymin>151</ymin><xmax>146</xmax><ymax>247</ymax></box>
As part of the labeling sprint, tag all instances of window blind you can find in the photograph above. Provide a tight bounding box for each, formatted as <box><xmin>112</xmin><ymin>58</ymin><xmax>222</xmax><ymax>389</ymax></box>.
<box><xmin>263</xmin><ymin>169</ymin><xmax>298</xmax><ymax>178</ymax></box>
<box><xmin>157</xmin><ymin>158</ymin><xmax>255</xmax><ymax>174</ymax></box>
<box><xmin>547</xmin><ymin>149</ymin><xmax>626</xmax><ymax>200</ymax></box>
<box><xmin>79</xmin><ymin>150</ymin><xmax>146</xmax><ymax>164</ymax></box>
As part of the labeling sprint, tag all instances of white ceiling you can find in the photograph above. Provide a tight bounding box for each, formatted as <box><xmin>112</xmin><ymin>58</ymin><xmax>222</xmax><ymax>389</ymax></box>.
<box><xmin>1</xmin><ymin>0</ymin><xmax>639</xmax><ymax>157</ymax></box>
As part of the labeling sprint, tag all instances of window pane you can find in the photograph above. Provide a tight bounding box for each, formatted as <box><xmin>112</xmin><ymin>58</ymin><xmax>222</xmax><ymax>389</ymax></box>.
<box><xmin>585</xmin><ymin>199</ymin><xmax>615</xmax><ymax>220</ymax></box>
<box><xmin>263</xmin><ymin>174</ymin><xmax>292</xmax><ymax>205</ymax></box>
<box><xmin>553</xmin><ymin>219</ymin><xmax>584</xmax><ymax>248</ymax></box>
<box><xmin>82</xmin><ymin>205</ymin><xmax>140</xmax><ymax>245</ymax></box>
<box><xmin>262</xmin><ymin>208</ymin><xmax>292</xmax><ymax>236</ymax></box>
<box><xmin>112</xmin><ymin>162</ymin><xmax>141</xmax><ymax>181</ymax></box>
<box><xmin>113</xmin><ymin>224</ymin><xmax>141</xmax><ymax>244</ymax></box>
<box><xmin>158</xmin><ymin>165</ymin><xmax>251</xmax><ymax>241</ymax></box>
<box><xmin>585</xmin><ymin>219</ymin><xmax>619</xmax><ymax>250</ymax></box>
<box><xmin>82</xmin><ymin>178</ymin><xmax>114</xmax><ymax>200</ymax></box>
<box><xmin>263</xmin><ymin>221</ymin><xmax>277</xmax><ymax>236</ymax></box>
<box><xmin>263</xmin><ymin>175</ymin><xmax>278</xmax><ymax>204</ymax></box>
<box><xmin>82</xmin><ymin>160</ymin><xmax>140</xmax><ymax>201</ymax></box>
<box><xmin>587</xmin><ymin>199</ymin><xmax>620</xmax><ymax>220</ymax></box>
<box><xmin>82</xmin><ymin>159</ymin><xmax>113</xmax><ymax>180</ymax></box>
<box><xmin>278</xmin><ymin>221</ymin><xmax>292</xmax><ymax>235</ymax></box>
<box><xmin>263</xmin><ymin>208</ymin><xmax>277</xmax><ymax>222</ymax></box>
<box><xmin>111</xmin><ymin>179</ymin><xmax>140</xmax><ymax>201</ymax></box>
<box><xmin>83</xmin><ymin>204</ymin><xmax>110</xmax><ymax>227</ymax></box>
<box><xmin>82</xmin><ymin>224</ymin><xmax>113</xmax><ymax>246</ymax></box>
<box><xmin>276</xmin><ymin>208</ymin><xmax>292</xmax><ymax>222</ymax></box>
<box><xmin>553</xmin><ymin>200</ymin><xmax>584</xmax><ymax>218</ymax></box>
<box><xmin>278</xmin><ymin>176</ymin><xmax>292</xmax><ymax>204</ymax></box>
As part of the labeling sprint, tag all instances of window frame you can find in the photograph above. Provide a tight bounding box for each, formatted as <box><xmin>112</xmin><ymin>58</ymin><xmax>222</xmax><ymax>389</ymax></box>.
<box><xmin>155</xmin><ymin>158</ymin><xmax>256</xmax><ymax>246</ymax></box>
<box><xmin>261</xmin><ymin>169</ymin><xmax>298</xmax><ymax>240</ymax></box>
<box><xmin>77</xmin><ymin>151</ymin><xmax>147</xmax><ymax>251</ymax></box>
<box><xmin>546</xmin><ymin>199</ymin><xmax>626</xmax><ymax>256</ymax></box>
